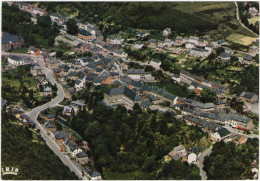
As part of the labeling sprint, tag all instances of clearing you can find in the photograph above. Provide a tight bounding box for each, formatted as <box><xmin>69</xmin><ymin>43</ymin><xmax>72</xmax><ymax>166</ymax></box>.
<box><xmin>226</xmin><ymin>33</ymin><xmax>258</xmax><ymax>46</ymax></box>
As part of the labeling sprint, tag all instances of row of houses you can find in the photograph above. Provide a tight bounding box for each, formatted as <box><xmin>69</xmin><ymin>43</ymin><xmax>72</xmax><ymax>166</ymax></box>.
<box><xmin>40</xmin><ymin>109</ymin><xmax>102</xmax><ymax>180</ymax></box>
<box><xmin>172</xmin><ymin>70</ymin><xmax>228</xmax><ymax>96</ymax></box>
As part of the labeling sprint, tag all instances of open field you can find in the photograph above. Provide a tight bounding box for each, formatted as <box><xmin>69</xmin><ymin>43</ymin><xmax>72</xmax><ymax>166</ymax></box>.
<box><xmin>226</xmin><ymin>33</ymin><xmax>258</xmax><ymax>46</ymax></box>
<box><xmin>248</xmin><ymin>16</ymin><xmax>259</xmax><ymax>25</ymax></box>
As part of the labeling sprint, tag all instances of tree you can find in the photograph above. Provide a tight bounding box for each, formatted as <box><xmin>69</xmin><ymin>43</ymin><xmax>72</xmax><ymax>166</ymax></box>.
<box><xmin>56</xmin><ymin>51</ymin><xmax>63</xmax><ymax>58</ymax></box>
<box><xmin>150</xmin><ymin>115</ymin><xmax>157</xmax><ymax>133</ymax></box>
<box><xmin>200</xmin><ymin>88</ymin><xmax>217</xmax><ymax>103</ymax></box>
<box><xmin>216</xmin><ymin>47</ymin><xmax>225</xmax><ymax>55</ymax></box>
<box><xmin>66</xmin><ymin>19</ymin><xmax>78</xmax><ymax>35</ymax></box>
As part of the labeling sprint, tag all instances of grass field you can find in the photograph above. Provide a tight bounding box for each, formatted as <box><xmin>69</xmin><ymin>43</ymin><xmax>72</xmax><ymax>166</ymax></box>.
<box><xmin>248</xmin><ymin>16</ymin><xmax>259</xmax><ymax>25</ymax></box>
<box><xmin>226</xmin><ymin>33</ymin><xmax>258</xmax><ymax>46</ymax></box>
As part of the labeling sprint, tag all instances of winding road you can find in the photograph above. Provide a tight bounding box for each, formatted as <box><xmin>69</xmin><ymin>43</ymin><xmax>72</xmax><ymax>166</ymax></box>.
<box><xmin>6</xmin><ymin>53</ymin><xmax>85</xmax><ymax>179</ymax></box>
<box><xmin>234</xmin><ymin>2</ymin><xmax>258</xmax><ymax>37</ymax></box>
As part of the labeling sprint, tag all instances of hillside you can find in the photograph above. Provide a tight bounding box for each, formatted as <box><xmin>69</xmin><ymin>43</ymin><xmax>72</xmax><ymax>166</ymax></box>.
<box><xmin>1</xmin><ymin>110</ymin><xmax>78</xmax><ymax>180</ymax></box>
<box><xmin>39</xmin><ymin>2</ymin><xmax>257</xmax><ymax>41</ymax></box>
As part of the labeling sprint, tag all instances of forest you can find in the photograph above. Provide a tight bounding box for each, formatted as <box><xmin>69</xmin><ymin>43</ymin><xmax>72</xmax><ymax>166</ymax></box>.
<box><xmin>63</xmin><ymin>84</ymin><xmax>210</xmax><ymax>179</ymax></box>
<box><xmin>1</xmin><ymin>110</ymin><xmax>78</xmax><ymax>180</ymax></box>
<box><xmin>204</xmin><ymin>139</ymin><xmax>259</xmax><ymax>180</ymax></box>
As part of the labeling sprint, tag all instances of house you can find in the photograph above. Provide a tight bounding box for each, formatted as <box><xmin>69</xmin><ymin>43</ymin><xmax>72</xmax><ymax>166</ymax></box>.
<box><xmin>78</xmin><ymin>29</ymin><xmax>93</xmax><ymax>41</ymax></box>
<box><xmin>134</xmin><ymin>42</ymin><xmax>144</xmax><ymax>49</ymax></box>
<box><xmin>7</xmin><ymin>55</ymin><xmax>24</xmax><ymax>66</ymax></box>
<box><xmin>63</xmin><ymin>137</ymin><xmax>82</xmax><ymax>158</ymax></box>
<box><xmin>137</xmin><ymin>31</ymin><xmax>149</xmax><ymax>38</ymax></box>
<box><xmin>189</xmin><ymin>48</ymin><xmax>210</xmax><ymax>57</ymax></box>
<box><xmin>70</xmin><ymin>100</ymin><xmax>85</xmax><ymax>112</ymax></box>
<box><xmin>83</xmin><ymin>167</ymin><xmax>102</xmax><ymax>180</ymax></box>
<box><xmin>31</xmin><ymin>64</ymin><xmax>44</xmax><ymax>76</ymax></box>
<box><xmin>44</xmin><ymin>122</ymin><xmax>56</xmax><ymax>132</ymax></box>
<box><xmin>28</xmin><ymin>46</ymin><xmax>41</xmax><ymax>56</ymax></box>
<box><xmin>188</xmin><ymin>153</ymin><xmax>197</xmax><ymax>164</ymax></box>
<box><xmin>211</xmin><ymin>127</ymin><xmax>230</xmax><ymax>142</ymax></box>
<box><xmin>126</xmin><ymin>69</ymin><xmax>152</xmax><ymax>80</ymax></box>
<box><xmin>190</xmin><ymin>101</ymin><xmax>215</xmax><ymax>111</ymax></box>
<box><xmin>75</xmin><ymin>151</ymin><xmax>89</xmax><ymax>165</ymax></box>
<box><xmin>43</xmin><ymin>86</ymin><xmax>52</xmax><ymax>96</ymax></box>
<box><xmin>168</xmin><ymin>145</ymin><xmax>186</xmax><ymax>161</ymax></box>
<box><xmin>249</xmin><ymin>7</ymin><xmax>259</xmax><ymax>17</ymax></box>
<box><xmin>248</xmin><ymin>45</ymin><xmax>258</xmax><ymax>54</ymax></box>
<box><xmin>225</xmin><ymin>112</ymin><xmax>254</xmax><ymax>131</ymax></box>
<box><xmin>187</xmin><ymin>147</ymin><xmax>200</xmax><ymax>165</ymax></box>
<box><xmin>44</xmin><ymin>114</ymin><xmax>55</xmax><ymax>121</ymax></box>
<box><xmin>174</xmin><ymin>103</ymin><xmax>183</xmax><ymax>110</ymax></box>
<box><xmin>239</xmin><ymin>91</ymin><xmax>258</xmax><ymax>103</ymax></box>
<box><xmin>12</xmin><ymin>108</ymin><xmax>24</xmax><ymax>118</ymax></box>
<box><xmin>172</xmin><ymin>74</ymin><xmax>181</xmax><ymax>83</ymax></box>
<box><xmin>164</xmin><ymin>39</ymin><xmax>173</xmax><ymax>47</ymax></box>
<box><xmin>104</xmin><ymin>86</ymin><xmax>142</xmax><ymax>109</ymax></box>
<box><xmin>243</xmin><ymin>54</ymin><xmax>254</xmax><ymax>62</ymax></box>
<box><xmin>163</xmin><ymin>28</ymin><xmax>171</xmax><ymax>37</ymax></box>
<box><xmin>32</xmin><ymin>7</ymin><xmax>46</xmax><ymax>16</ymax></box>
<box><xmin>218</xmin><ymin>52</ymin><xmax>231</xmax><ymax>61</ymax></box>
<box><xmin>173</xmin><ymin>37</ymin><xmax>186</xmax><ymax>46</ymax></box>
<box><xmin>205</xmin><ymin>45</ymin><xmax>213</xmax><ymax>52</ymax></box>
<box><xmin>75</xmin><ymin>80</ymin><xmax>85</xmax><ymax>91</ymax></box>
<box><xmin>148</xmin><ymin>39</ymin><xmax>157</xmax><ymax>48</ymax></box>
<box><xmin>50</xmin><ymin>131</ymin><xmax>69</xmax><ymax>145</ymax></box>
<box><xmin>149</xmin><ymin>59</ymin><xmax>161</xmax><ymax>69</ymax></box>
<box><xmin>188</xmin><ymin>36</ymin><xmax>199</xmax><ymax>45</ymax></box>
<box><xmin>37</xmin><ymin>78</ymin><xmax>49</xmax><ymax>88</ymax></box>
<box><xmin>197</xmin><ymin>38</ymin><xmax>207</xmax><ymax>47</ymax></box>
<box><xmin>185</xmin><ymin>42</ymin><xmax>196</xmax><ymax>49</ymax></box>
<box><xmin>2</xmin><ymin>32</ymin><xmax>24</xmax><ymax>51</ymax></box>
<box><xmin>62</xmin><ymin>106</ymin><xmax>74</xmax><ymax>116</ymax></box>
<box><xmin>106</xmin><ymin>36</ymin><xmax>124</xmax><ymax>45</ymax></box>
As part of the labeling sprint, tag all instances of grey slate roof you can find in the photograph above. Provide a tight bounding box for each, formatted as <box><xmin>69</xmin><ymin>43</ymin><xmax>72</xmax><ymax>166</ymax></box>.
<box><xmin>2</xmin><ymin>32</ymin><xmax>21</xmax><ymax>44</ymax></box>
<box><xmin>107</xmin><ymin>86</ymin><xmax>142</xmax><ymax>102</ymax></box>
<box><xmin>76</xmin><ymin>151</ymin><xmax>88</xmax><ymax>158</ymax></box>
<box><xmin>79</xmin><ymin>29</ymin><xmax>92</xmax><ymax>36</ymax></box>
<box><xmin>9</xmin><ymin>55</ymin><xmax>23</xmax><ymax>61</ymax></box>
<box><xmin>1</xmin><ymin>99</ymin><xmax>8</xmax><ymax>108</ymax></box>
<box><xmin>240</xmin><ymin>91</ymin><xmax>256</xmax><ymax>99</ymax></box>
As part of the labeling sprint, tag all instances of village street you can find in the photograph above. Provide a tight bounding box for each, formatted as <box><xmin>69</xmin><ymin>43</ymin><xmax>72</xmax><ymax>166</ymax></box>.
<box><xmin>7</xmin><ymin>53</ymin><xmax>86</xmax><ymax>180</ymax></box>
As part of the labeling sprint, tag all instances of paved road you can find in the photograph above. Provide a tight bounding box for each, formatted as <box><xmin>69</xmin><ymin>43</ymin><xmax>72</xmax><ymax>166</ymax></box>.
<box><xmin>196</xmin><ymin>147</ymin><xmax>212</xmax><ymax>180</ymax></box>
<box><xmin>11</xmin><ymin>55</ymin><xmax>85</xmax><ymax>180</ymax></box>
<box><xmin>234</xmin><ymin>2</ymin><xmax>258</xmax><ymax>37</ymax></box>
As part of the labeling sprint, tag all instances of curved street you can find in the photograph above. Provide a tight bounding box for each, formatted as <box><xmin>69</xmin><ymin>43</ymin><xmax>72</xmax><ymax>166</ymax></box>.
<box><xmin>234</xmin><ymin>2</ymin><xmax>258</xmax><ymax>37</ymax></box>
<box><xmin>23</xmin><ymin>56</ymin><xmax>84</xmax><ymax>180</ymax></box>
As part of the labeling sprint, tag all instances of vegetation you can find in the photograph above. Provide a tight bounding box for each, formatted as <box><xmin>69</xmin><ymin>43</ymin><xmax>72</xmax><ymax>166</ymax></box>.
<box><xmin>66</xmin><ymin>18</ymin><xmax>78</xmax><ymax>35</ymax></box>
<box><xmin>204</xmin><ymin>139</ymin><xmax>259</xmax><ymax>180</ymax></box>
<box><xmin>2</xmin><ymin>3</ymin><xmax>60</xmax><ymax>49</ymax></box>
<box><xmin>2</xmin><ymin>65</ymin><xmax>53</xmax><ymax>109</ymax></box>
<box><xmin>61</xmin><ymin>85</ymin><xmax>208</xmax><ymax>179</ymax></box>
<box><xmin>1</xmin><ymin>110</ymin><xmax>78</xmax><ymax>180</ymax></box>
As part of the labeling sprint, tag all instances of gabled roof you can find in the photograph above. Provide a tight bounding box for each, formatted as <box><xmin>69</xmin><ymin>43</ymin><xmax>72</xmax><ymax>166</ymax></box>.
<box><xmin>44</xmin><ymin>122</ymin><xmax>55</xmax><ymax>128</ymax></box>
<box><xmin>46</xmin><ymin>114</ymin><xmax>55</xmax><ymax>119</ymax></box>
<box><xmin>174</xmin><ymin>145</ymin><xmax>185</xmax><ymax>151</ymax></box>
<box><xmin>53</xmin><ymin>131</ymin><xmax>69</xmax><ymax>140</ymax></box>
<box><xmin>76</xmin><ymin>151</ymin><xmax>88</xmax><ymax>158</ymax></box>
<box><xmin>240</xmin><ymin>91</ymin><xmax>256</xmax><ymax>99</ymax></box>
<box><xmin>2</xmin><ymin>32</ymin><xmax>21</xmax><ymax>44</ymax></box>
<box><xmin>44</xmin><ymin>86</ymin><xmax>52</xmax><ymax>92</ymax></box>
<box><xmin>79</xmin><ymin>29</ymin><xmax>92</xmax><ymax>36</ymax></box>
<box><xmin>8</xmin><ymin>55</ymin><xmax>23</xmax><ymax>61</ymax></box>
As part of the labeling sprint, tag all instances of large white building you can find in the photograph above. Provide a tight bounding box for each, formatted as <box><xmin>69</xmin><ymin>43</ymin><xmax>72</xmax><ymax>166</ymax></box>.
<box><xmin>126</xmin><ymin>69</ymin><xmax>152</xmax><ymax>80</ymax></box>
<box><xmin>8</xmin><ymin>55</ymin><xmax>24</xmax><ymax>66</ymax></box>
<box><xmin>149</xmin><ymin>59</ymin><xmax>161</xmax><ymax>69</ymax></box>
